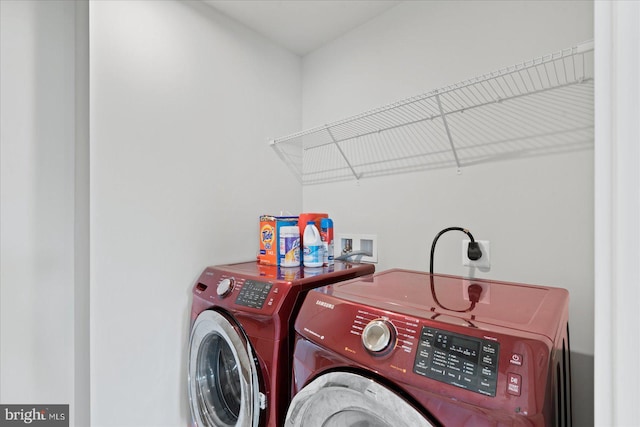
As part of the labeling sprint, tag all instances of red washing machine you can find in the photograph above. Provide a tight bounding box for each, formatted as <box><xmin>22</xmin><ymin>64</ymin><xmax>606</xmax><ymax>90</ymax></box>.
<box><xmin>187</xmin><ymin>260</ymin><xmax>375</xmax><ymax>427</ymax></box>
<box><xmin>286</xmin><ymin>269</ymin><xmax>572</xmax><ymax>427</ymax></box>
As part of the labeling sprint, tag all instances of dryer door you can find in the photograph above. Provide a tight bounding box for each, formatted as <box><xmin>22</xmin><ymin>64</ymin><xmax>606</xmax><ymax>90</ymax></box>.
<box><xmin>188</xmin><ymin>310</ymin><xmax>261</xmax><ymax>427</ymax></box>
<box><xmin>286</xmin><ymin>371</ymin><xmax>435</xmax><ymax>427</ymax></box>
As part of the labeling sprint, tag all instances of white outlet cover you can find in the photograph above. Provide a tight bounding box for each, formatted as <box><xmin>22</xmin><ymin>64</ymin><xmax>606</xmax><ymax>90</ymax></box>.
<box><xmin>462</xmin><ymin>240</ymin><xmax>490</xmax><ymax>269</ymax></box>
<box><xmin>335</xmin><ymin>233</ymin><xmax>378</xmax><ymax>263</ymax></box>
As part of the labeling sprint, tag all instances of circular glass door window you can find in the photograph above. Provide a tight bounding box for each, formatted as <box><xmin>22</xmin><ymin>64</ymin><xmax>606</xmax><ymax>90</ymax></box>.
<box><xmin>195</xmin><ymin>332</ymin><xmax>241</xmax><ymax>424</ymax></box>
<box><xmin>188</xmin><ymin>310</ymin><xmax>260</xmax><ymax>427</ymax></box>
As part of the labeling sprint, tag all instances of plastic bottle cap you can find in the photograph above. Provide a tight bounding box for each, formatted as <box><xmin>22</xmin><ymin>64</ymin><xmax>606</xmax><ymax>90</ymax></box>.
<box><xmin>307</xmin><ymin>221</ymin><xmax>314</xmax><ymax>225</ymax></box>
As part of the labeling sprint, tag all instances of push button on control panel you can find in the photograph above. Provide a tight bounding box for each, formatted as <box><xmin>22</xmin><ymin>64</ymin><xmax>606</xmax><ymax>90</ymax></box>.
<box><xmin>507</xmin><ymin>373</ymin><xmax>522</xmax><ymax>396</ymax></box>
<box><xmin>510</xmin><ymin>353</ymin><xmax>523</xmax><ymax>366</ymax></box>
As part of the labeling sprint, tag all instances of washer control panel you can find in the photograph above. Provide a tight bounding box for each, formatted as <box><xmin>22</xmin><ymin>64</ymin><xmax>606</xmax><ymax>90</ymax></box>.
<box><xmin>234</xmin><ymin>280</ymin><xmax>273</xmax><ymax>309</ymax></box>
<box><xmin>413</xmin><ymin>326</ymin><xmax>499</xmax><ymax>397</ymax></box>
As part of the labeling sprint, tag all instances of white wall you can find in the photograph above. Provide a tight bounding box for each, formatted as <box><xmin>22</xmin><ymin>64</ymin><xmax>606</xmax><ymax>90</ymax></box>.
<box><xmin>301</xmin><ymin>1</ymin><xmax>594</xmax><ymax>425</ymax></box>
<box><xmin>594</xmin><ymin>1</ymin><xmax>640</xmax><ymax>425</ymax></box>
<box><xmin>0</xmin><ymin>2</ymin><xmax>88</xmax><ymax>426</ymax></box>
<box><xmin>89</xmin><ymin>1</ymin><xmax>301</xmax><ymax>426</ymax></box>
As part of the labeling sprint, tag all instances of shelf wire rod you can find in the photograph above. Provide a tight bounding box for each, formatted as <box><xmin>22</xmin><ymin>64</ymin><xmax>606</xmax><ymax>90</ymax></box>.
<box><xmin>325</xmin><ymin>126</ymin><xmax>360</xmax><ymax>180</ymax></box>
<box><xmin>534</xmin><ymin>85</ymin><xmax>594</xmax><ymax>115</ymax></box>
<box><xmin>571</xmin><ymin>54</ymin><xmax>577</xmax><ymax>82</ymax></box>
<box><xmin>497</xmin><ymin>95</ymin><xmax>582</xmax><ymax>136</ymax></box>
<box><xmin>462</xmin><ymin>84</ymin><xmax>485</xmax><ymax>107</ymax></box>
<box><xmin>391</xmin><ymin>128</ymin><xmax>410</xmax><ymax>169</ymax></box>
<box><xmin>495</xmin><ymin>74</ymin><xmax>514</xmax><ymax>98</ymax></box>
<box><xmin>400</xmin><ymin>102</ymin><xmax>424</xmax><ymax>124</ymax></box>
<box><xmin>507</xmin><ymin>72</ymin><xmax>524</xmax><ymax>96</ymax></box>
<box><xmin>551</xmin><ymin>60</ymin><xmax>561</xmax><ymax>85</ymax></box>
<box><xmin>457</xmin><ymin>108</ymin><xmax>515</xmax><ymax>147</ymax></box>
<box><xmin>371</xmin><ymin>132</ymin><xmax>390</xmax><ymax>174</ymax></box>
<box><xmin>413</xmin><ymin>115</ymin><xmax>447</xmax><ymax>154</ymax></box>
<box><xmin>435</xmin><ymin>92</ymin><xmax>461</xmax><ymax>171</ymax></box>
<box><xmin>461</xmin><ymin>109</ymin><xmax>592</xmax><ymax>154</ymax></box>
<box><xmin>408</xmin><ymin>126</ymin><xmax>443</xmax><ymax>168</ymax></box>
<box><xmin>482</xmin><ymin>74</ymin><xmax>502</xmax><ymax>100</ymax></box>
<box><xmin>524</xmin><ymin>67</ymin><xmax>539</xmax><ymax>92</ymax></box>
<box><xmin>407</xmin><ymin>120</ymin><xmax>432</xmax><ymax>156</ymax></box>
<box><xmin>410</xmin><ymin>99</ymin><xmax>437</xmax><ymax>123</ymax></box>
<box><xmin>533</xmin><ymin>62</ymin><xmax>545</xmax><ymax>90</ymax></box>
<box><xmin>309</xmin><ymin>103</ymin><xmax>446</xmax><ymax>150</ymax></box>
<box><xmin>542</xmin><ymin>62</ymin><xmax>553</xmax><ymax>88</ymax></box>
<box><xmin>490</xmin><ymin>75</ymin><xmax>510</xmax><ymax>100</ymax></box>
<box><xmin>423</xmin><ymin>116</ymin><xmax>451</xmax><ymax>151</ymax></box>
<box><xmin>492</xmin><ymin>96</ymin><xmax>560</xmax><ymax>133</ymax></box>
<box><xmin>334</xmin><ymin>120</ymin><xmax>366</xmax><ymax>140</ymax></box>
<box><xmin>400</xmin><ymin>119</ymin><xmax>425</xmax><ymax>159</ymax></box>
<box><xmin>365</xmin><ymin>113</ymin><xmax>396</xmax><ymax>136</ymax></box>
<box><xmin>332</xmin><ymin>117</ymin><xmax>366</xmax><ymax>138</ymax></box>
<box><xmin>383</xmin><ymin>105</ymin><xmax>410</xmax><ymax>127</ymax></box>
<box><xmin>463</xmin><ymin>85</ymin><xmax>484</xmax><ymax>108</ymax></box>
<box><xmin>401</xmin><ymin>98</ymin><xmax>426</xmax><ymax>122</ymax></box>
<box><xmin>477</xmin><ymin>80</ymin><xmax>499</xmax><ymax>103</ymax></box>
<box><xmin>561</xmin><ymin>57</ymin><xmax>569</xmax><ymax>84</ymax></box>
<box><xmin>516</xmin><ymin>68</ymin><xmax>531</xmax><ymax>93</ymax></box>
<box><xmin>454</xmin><ymin>79</ymin><xmax>592</xmax><ymax>124</ymax></box>
<box><xmin>446</xmin><ymin>87</ymin><xmax>470</xmax><ymax>111</ymax></box>
<box><xmin>522</xmin><ymin>101</ymin><xmax>593</xmax><ymax>130</ymax></box>
<box><xmin>520</xmin><ymin>82</ymin><xmax>593</xmax><ymax>114</ymax></box>
<box><xmin>274</xmin><ymin>46</ymin><xmax>592</xmax><ymax>147</ymax></box>
<box><xmin>504</xmin><ymin>74</ymin><xmax>519</xmax><ymax>97</ymax></box>
<box><xmin>548</xmin><ymin>85</ymin><xmax>594</xmax><ymax>111</ymax></box>
<box><xmin>310</xmin><ymin>90</ymin><xmax>441</xmax><ymax>139</ymax></box>
<box><xmin>515</xmin><ymin>69</ymin><xmax>532</xmax><ymax>94</ymax></box>
<box><xmin>304</xmin><ymin>77</ymin><xmax>591</xmax><ymax>153</ymax></box>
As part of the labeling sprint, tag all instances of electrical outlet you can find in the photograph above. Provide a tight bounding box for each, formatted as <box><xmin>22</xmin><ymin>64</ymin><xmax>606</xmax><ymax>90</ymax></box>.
<box><xmin>336</xmin><ymin>234</ymin><xmax>378</xmax><ymax>263</ymax></box>
<box><xmin>462</xmin><ymin>240</ymin><xmax>490</xmax><ymax>269</ymax></box>
<box><xmin>462</xmin><ymin>280</ymin><xmax>491</xmax><ymax>304</ymax></box>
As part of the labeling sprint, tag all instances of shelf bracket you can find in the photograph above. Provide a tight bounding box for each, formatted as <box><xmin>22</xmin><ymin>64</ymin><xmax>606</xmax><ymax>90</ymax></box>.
<box><xmin>326</xmin><ymin>127</ymin><xmax>360</xmax><ymax>180</ymax></box>
<box><xmin>435</xmin><ymin>92</ymin><xmax>461</xmax><ymax>173</ymax></box>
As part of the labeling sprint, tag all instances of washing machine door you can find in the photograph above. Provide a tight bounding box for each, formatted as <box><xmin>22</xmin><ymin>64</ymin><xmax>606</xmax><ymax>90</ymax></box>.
<box><xmin>188</xmin><ymin>310</ymin><xmax>262</xmax><ymax>427</ymax></box>
<box><xmin>286</xmin><ymin>371</ymin><xmax>435</xmax><ymax>427</ymax></box>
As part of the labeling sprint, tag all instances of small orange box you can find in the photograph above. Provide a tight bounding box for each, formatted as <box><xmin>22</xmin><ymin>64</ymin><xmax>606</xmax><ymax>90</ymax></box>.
<box><xmin>258</xmin><ymin>215</ymin><xmax>298</xmax><ymax>266</ymax></box>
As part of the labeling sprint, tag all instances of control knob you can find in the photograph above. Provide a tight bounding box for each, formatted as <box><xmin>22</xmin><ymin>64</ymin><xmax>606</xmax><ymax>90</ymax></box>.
<box><xmin>362</xmin><ymin>319</ymin><xmax>396</xmax><ymax>355</ymax></box>
<box><xmin>216</xmin><ymin>278</ymin><xmax>234</xmax><ymax>298</ymax></box>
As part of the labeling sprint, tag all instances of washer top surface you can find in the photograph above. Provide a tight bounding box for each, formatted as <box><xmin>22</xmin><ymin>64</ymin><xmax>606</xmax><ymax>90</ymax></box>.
<box><xmin>320</xmin><ymin>268</ymin><xmax>568</xmax><ymax>339</ymax></box>
<box><xmin>210</xmin><ymin>260</ymin><xmax>374</xmax><ymax>287</ymax></box>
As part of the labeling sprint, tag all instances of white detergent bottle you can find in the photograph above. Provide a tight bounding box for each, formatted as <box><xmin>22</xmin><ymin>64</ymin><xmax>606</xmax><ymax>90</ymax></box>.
<box><xmin>303</xmin><ymin>221</ymin><xmax>323</xmax><ymax>268</ymax></box>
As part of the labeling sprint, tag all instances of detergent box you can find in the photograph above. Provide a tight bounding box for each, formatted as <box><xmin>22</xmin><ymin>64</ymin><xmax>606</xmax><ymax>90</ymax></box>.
<box><xmin>258</xmin><ymin>215</ymin><xmax>298</xmax><ymax>266</ymax></box>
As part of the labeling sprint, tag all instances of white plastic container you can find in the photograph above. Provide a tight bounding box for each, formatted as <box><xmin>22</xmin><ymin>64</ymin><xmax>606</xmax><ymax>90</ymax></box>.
<box><xmin>303</xmin><ymin>221</ymin><xmax>323</xmax><ymax>268</ymax></box>
<box><xmin>279</xmin><ymin>225</ymin><xmax>300</xmax><ymax>267</ymax></box>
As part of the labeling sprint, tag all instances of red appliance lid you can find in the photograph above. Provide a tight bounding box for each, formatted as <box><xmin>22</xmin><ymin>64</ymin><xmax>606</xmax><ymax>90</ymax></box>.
<box><xmin>326</xmin><ymin>269</ymin><xmax>568</xmax><ymax>339</ymax></box>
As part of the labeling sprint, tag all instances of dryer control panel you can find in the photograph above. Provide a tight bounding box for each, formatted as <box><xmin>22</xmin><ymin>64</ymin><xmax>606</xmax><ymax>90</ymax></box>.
<box><xmin>413</xmin><ymin>326</ymin><xmax>499</xmax><ymax>397</ymax></box>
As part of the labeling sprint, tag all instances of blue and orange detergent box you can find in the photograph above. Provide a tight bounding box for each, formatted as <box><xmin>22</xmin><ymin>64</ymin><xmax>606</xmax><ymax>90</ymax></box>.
<box><xmin>258</xmin><ymin>215</ymin><xmax>298</xmax><ymax>266</ymax></box>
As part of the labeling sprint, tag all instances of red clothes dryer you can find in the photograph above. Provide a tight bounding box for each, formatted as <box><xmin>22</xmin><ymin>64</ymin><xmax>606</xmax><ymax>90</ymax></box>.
<box><xmin>187</xmin><ymin>260</ymin><xmax>374</xmax><ymax>427</ymax></box>
<box><xmin>287</xmin><ymin>269</ymin><xmax>572</xmax><ymax>427</ymax></box>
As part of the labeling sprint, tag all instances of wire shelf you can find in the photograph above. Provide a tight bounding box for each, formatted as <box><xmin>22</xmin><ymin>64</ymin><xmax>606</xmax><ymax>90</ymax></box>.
<box><xmin>270</xmin><ymin>41</ymin><xmax>594</xmax><ymax>185</ymax></box>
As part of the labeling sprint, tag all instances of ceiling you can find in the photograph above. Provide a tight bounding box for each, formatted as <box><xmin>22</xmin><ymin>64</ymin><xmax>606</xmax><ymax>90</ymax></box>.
<box><xmin>202</xmin><ymin>0</ymin><xmax>402</xmax><ymax>56</ymax></box>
